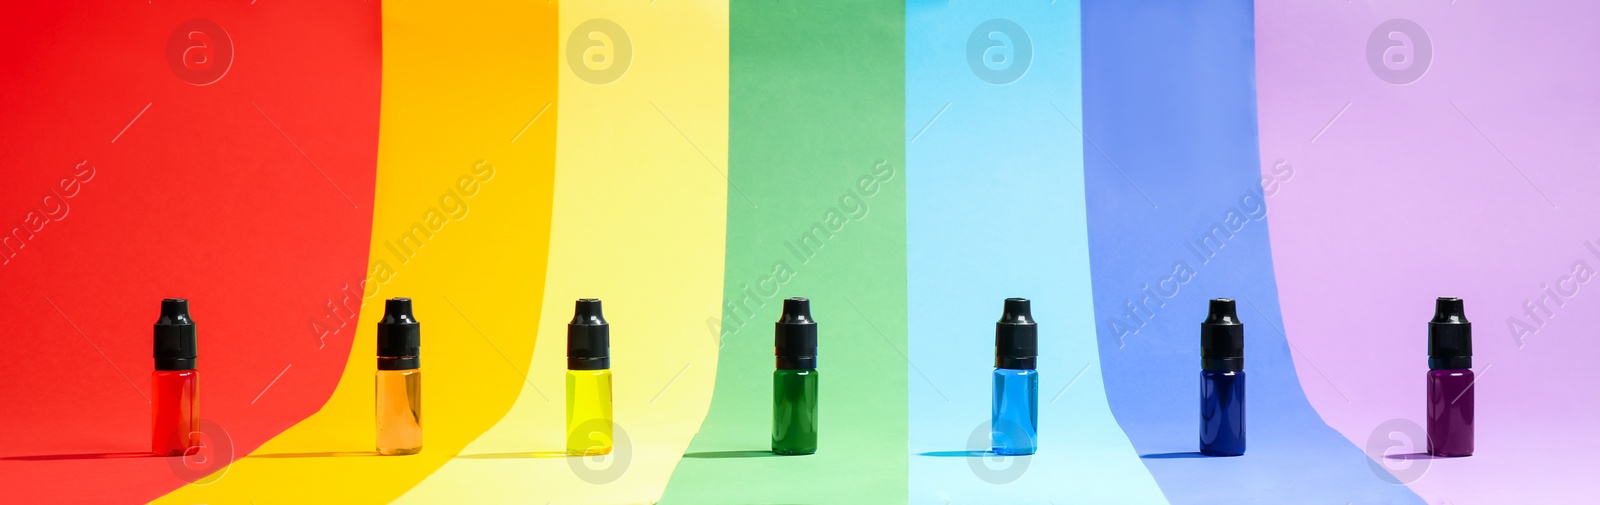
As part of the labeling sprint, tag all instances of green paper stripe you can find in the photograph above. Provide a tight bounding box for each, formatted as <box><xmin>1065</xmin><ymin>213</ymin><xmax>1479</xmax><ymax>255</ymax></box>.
<box><xmin>658</xmin><ymin>1</ymin><xmax>908</xmax><ymax>503</ymax></box>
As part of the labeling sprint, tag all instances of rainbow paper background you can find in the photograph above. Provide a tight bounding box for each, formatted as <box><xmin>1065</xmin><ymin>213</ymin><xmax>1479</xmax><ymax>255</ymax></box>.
<box><xmin>1</xmin><ymin>1</ymin><xmax>1594</xmax><ymax>504</ymax></box>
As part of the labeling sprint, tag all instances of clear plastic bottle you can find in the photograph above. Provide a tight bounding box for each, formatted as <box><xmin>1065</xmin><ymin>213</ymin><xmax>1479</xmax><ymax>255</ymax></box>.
<box><xmin>1199</xmin><ymin>298</ymin><xmax>1245</xmax><ymax>456</ymax></box>
<box><xmin>566</xmin><ymin>299</ymin><xmax>614</xmax><ymax>456</ymax></box>
<box><xmin>1426</xmin><ymin>297</ymin><xmax>1474</xmax><ymax>457</ymax></box>
<box><xmin>375</xmin><ymin>298</ymin><xmax>422</xmax><ymax>456</ymax></box>
<box><xmin>152</xmin><ymin>298</ymin><xmax>199</xmax><ymax>456</ymax></box>
<box><xmin>992</xmin><ymin>298</ymin><xmax>1038</xmax><ymax>456</ymax></box>
<box><xmin>772</xmin><ymin>298</ymin><xmax>818</xmax><ymax>455</ymax></box>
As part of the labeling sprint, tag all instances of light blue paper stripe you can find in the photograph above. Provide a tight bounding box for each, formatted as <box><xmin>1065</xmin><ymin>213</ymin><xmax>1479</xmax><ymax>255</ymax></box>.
<box><xmin>906</xmin><ymin>1</ymin><xmax>1168</xmax><ymax>503</ymax></box>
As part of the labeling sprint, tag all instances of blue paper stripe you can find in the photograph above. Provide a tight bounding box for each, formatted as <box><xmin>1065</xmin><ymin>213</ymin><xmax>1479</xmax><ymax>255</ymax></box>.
<box><xmin>1080</xmin><ymin>1</ymin><xmax>1425</xmax><ymax>503</ymax></box>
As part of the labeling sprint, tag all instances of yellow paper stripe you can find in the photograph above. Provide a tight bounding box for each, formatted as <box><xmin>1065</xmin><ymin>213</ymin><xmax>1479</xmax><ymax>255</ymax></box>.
<box><xmin>395</xmin><ymin>1</ymin><xmax>728</xmax><ymax>503</ymax></box>
<box><xmin>156</xmin><ymin>1</ymin><xmax>559</xmax><ymax>502</ymax></box>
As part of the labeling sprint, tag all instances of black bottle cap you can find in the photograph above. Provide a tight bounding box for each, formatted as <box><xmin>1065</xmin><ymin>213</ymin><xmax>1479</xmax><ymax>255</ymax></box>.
<box><xmin>995</xmin><ymin>298</ymin><xmax>1037</xmax><ymax>370</ymax></box>
<box><xmin>568</xmin><ymin>298</ymin><xmax>610</xmax><ymax>370</ymax></box>
<box><xmin>153</xmin><ymin>298</ymin><xmax>197</xmax><ymax>371</ymax></box>
<box><xmin>775</xmin><ymin>297</ymin><xmax>818</xmax><ymax>370</ymax></box>
<box><xmin>376</xmin><ymin>298</ymin><xmax>420</xmax><ymax>370</ymax></box>
<box><xmin>1428</xmin><ymin>297</ymin><xmax>1472</xmax><ymax>370</ymax></box>
<box><xmin>1200</xmin><ymin>298</ymin><xmax>1244</xmax><ymax>371</ymax></box>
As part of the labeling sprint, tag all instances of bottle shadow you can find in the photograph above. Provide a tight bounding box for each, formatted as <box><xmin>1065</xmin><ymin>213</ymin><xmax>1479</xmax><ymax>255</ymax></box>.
<box><xmin>919</xmin><ymin>450</ymin><xmax>995</xmax><ymax>458</ymax></box>
<box><xmin>1385</xmin><ymin>452</ymin><xmax>1448</xmax><ymax>460</ymax></box>
<box><xmin>0</xmin><ymin>452</ymin><xmax>159</xmax><ymax>461</ymax></box>
<box><xmin>250</xmin><ymin>451</ymin><xmax>380</xmax><ymax>459</ymax></box>
<box><xmin>1139</xmin><ymin>452</ymin><xmax>1210</xmax><ymax>459</ymax></box>
<box><xmin>454</xmin><ymin>451</ymin><xmax>574</xmax><ymax>459</ymax></box>
<box><xmin>682</xmin><ymin>450</ymin><xmax>779</xmax><ymax>459</ymax></box>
